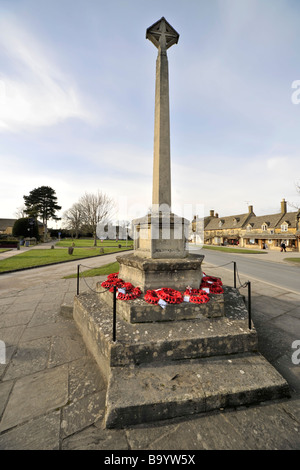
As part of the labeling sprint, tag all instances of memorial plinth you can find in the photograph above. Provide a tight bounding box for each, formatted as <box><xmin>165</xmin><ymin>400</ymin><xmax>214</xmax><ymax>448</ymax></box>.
<box><xmin>132</xmin><ymin>212</ymin><xmax>189</xmax><ymax>259</ymax></box>
<box><xmin>117</xmin><ymin>253</ymin><xmax>204</xmax><ymax>293</ymax></box>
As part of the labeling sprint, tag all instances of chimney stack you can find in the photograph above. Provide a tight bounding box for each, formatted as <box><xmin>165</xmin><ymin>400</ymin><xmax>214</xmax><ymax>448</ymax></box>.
<box><xmin>209</xmin><ymin>210</ymin><xmax>214</xmax><ymax>217</ymax></box>
<box><xmin>281</xmin><ymin>198</ymin><xmax>287</xmax><ymax>214</ymax></box>
<box><xmin>215</xmin><ymin>213</ymin><xmax>219</xmax><ymax>218</ymax></box>
<box><xmin>248</xmin><ymin>205</ymin><xmax>253</xmax><ymax>214</ymax></box>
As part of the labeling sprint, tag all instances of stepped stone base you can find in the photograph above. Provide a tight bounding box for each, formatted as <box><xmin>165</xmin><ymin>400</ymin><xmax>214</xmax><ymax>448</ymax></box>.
<box><xmin>72</xmin><ymin>286</ymin><xmax>290</xmax><ymax>428</ymax></box>
<box><xmin>105</xmin><ymin>354</ymin><xmax>290</xmax><ymax>428</ymax></box>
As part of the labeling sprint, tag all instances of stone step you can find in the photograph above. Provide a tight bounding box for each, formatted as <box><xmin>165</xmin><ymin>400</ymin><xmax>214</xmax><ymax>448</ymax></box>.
<box><xmin>104</xmin><ymin>353</ymin><xmax>290</xmax><ymax>428</ymax></box>
<box><xmin>73</xmin><ymin>291</ymin><xmax>258</xmax><ymax>378</ymax></box>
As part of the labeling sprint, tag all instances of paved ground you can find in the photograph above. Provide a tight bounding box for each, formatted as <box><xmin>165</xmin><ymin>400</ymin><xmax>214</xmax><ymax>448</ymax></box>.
<box><xmin>0</xmin><ymin>248</ymin><xmax>299</xmax><ymax>450</ymax></box>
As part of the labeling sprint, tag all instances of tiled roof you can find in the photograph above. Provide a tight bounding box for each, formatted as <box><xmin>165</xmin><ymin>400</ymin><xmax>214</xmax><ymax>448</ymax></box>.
<box><xmin>205</xmin><ymin>212</ymin><xmax>252</xmax><ymax>230</ymax></box>
<box><xmin>245</xmin><ymin>213</ymin><xmax>283</xmax><ymax>229</ymax></box>
<box><xmin>0</xmin><ymin>218</ymin><xmax>16</xmax><ymax>231</ymax></box>
<box><xmin>275</xmin><ymin>211</ymin><xmax>299</xmax><ymax>228</ymax></box>
<box><xmin>244</xmin><ymin>211</ymin><xmax>299</xmax><ymax>230</ymax></box>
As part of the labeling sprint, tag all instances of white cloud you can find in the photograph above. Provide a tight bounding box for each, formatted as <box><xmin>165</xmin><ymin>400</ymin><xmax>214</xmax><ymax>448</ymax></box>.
<box><xmin>0</xmin><ymin>14</ymin><xmax>92</xmax><ymax>132</ymax></box>
<box><xmin>266</xmin><ymin>156</ymin><xmax>288</xmax><ymax>171</ymax></box>
<box><xmin>171</xmin><ymin>151</ymin><xmax>300</xmax><ymax>217</ymax></box>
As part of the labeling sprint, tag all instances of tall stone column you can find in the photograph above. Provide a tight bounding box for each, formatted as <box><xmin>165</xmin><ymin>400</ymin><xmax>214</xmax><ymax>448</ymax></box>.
<box><xmin>152</xmin><ymin>39</ymin><xmax>171</xmax><ymax>207</ymax></box>
<box><xmin>146</xmin><ymin>17</ymin><xmax>179</xmax><ymax>210</ymax></box>
<box><xmin>117</xmin><ymin>17</ymin><xmax>202</xmax><ymax>283</ymax></box>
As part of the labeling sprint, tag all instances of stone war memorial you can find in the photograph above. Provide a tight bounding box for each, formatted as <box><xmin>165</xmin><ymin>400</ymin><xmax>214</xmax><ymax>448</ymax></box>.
<box><xmin>73</xmin><ymin>17</ymin><xmax>290</xmax><ymax>428</ymax></box>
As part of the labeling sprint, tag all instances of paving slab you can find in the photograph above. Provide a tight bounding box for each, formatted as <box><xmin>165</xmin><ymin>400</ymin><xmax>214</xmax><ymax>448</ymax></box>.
<box><xmin>0</xmin><ymin>411</ymin><xmax>61</xmax><ymax>450</ymax></box>
<box><xmin>0</xmin><ymin>365</ymin><xmax>68</xmax><ymax>432</ymax></box>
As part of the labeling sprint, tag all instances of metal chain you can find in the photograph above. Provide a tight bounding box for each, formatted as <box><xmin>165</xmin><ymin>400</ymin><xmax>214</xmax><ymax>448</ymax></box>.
<box><xmin>77</xmin><ymin>264</ymin><xmax>111</xmax><ymax>294</ymax></box>
<box><xmin>235</xmin><ymin>264</ymin><xmax>249</xmax><ymax>289</ymax></box>
<box><xmin>203</xmin><ymin>261</ymin><xmax>234</xmax><ymax>269</ymax></box>
<box><xmin>204</xmin><ymin>260</ymin><xmax>248</xmax><ymax>290</ymax></box>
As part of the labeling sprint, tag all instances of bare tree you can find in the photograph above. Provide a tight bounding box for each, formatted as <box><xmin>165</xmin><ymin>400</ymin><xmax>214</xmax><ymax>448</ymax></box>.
<box><xmin>63</xmin><ymin>203</ymin><xmax>83</xmax><ymax>239</ymax></box>
<box><xmin>287</xmin><ymin>181</ymin><xmax>300</xmax><ymax>210</ymax></box>
<box><xmin>79</xmin><ymin>191</ymin><xmax>114</xmax><ymax>246</ymax></box>
<box><xmin>15</xmin><ymin>205</ymin><xmax>26</xmax><ymax>219</ymax></box>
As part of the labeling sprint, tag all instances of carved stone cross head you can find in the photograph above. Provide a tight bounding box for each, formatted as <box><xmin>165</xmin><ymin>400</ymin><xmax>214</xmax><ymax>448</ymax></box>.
<box><xmin>146</xmin><ymin>17</ymin><xmax>179</xmax><ymax>51</ymax></box>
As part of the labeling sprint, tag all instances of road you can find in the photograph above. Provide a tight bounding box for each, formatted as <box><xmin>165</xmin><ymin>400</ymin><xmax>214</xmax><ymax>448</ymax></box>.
<box><xmin>192</xmin><ymin>247</ymin><xmax>300</xmax><ymax>294</ymax></box>
<box><xmin>0</xmin><ymin>245</ymin><xmax>299</xmax><ymax>295</ymax></box>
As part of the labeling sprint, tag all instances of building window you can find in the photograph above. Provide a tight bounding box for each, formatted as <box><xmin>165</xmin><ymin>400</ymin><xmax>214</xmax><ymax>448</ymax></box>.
<box><xmin>247</xmin><ymin>225</ymin><xmax>252</xmax><ymax>231</ymax></box>
<box><xmin>281</xmin><ymin>224</ymin><xmax>288</xmax><ymax>232</ymax></box>
<box><xmin>261</xmin><ymin>224</ymin><xmax>267</xmax><ymax>231</ymax></box>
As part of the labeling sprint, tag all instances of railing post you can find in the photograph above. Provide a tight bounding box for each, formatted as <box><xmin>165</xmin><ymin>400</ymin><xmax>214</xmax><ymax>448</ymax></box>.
<box><xmin>248</xmin><ymin>281</ymin><xmax>252</xmax><ymax>329</ymax></box>
<box><xmin>113</xmin><ymin>285</ymin><xmax>117</xmax><ymax>342</ymax></box>
<box><xmin>233</xmin><ymin>261</ymin><xmax>237</xmax><ymax>288</ymax></box>
<box><xmin>77</xmin><ymin>265</ymin><xmax>80</xmax><ymax>295</ymax></box>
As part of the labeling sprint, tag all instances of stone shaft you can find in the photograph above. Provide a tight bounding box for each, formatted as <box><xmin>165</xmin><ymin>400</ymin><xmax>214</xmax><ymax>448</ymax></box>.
<box><xmin>152</xmin><ymin>48</ymin><xmax>171</xmax><ymax>208</ymax></box>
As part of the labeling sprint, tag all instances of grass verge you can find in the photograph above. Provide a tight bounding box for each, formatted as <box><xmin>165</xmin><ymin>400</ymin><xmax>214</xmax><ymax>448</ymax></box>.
<box><xmin>284</xmin><ymin>258</ymin><xmax>300</xmax><ymax>264</ymax></box>
<box><xmin>202</xmin><ymin>245</ymin><xmax>266</xmax><ymax>254</ymax></box>
<box><xmin>64</xmin><ymin>261</ymin><xmax>119</xmax><ymax>278</ymax></box>
<box><xmin>0</xmin><ymin>247</ymin><xmax>128</xmax><ymax>273</ymax></box>
<box><xmin>56</xmin><ymin>239</ymin><xmax>133</xmax><ymax>248</ymax></box>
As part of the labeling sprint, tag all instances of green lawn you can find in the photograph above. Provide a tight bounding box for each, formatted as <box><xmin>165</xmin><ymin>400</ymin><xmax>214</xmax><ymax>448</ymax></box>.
<box><xmin>284</xmin><ymin>257</ymin><xmax>300</xmax><ymax>264</ymax></box>
<box><xmin>0</xmin><ymin>246</ymin><xmax>130</xmax><ymax>273</ymax></box>
<box><xmin>64</xmin><ymin>261</ymin><xmax>119</xmax><ymax>278</ymax></box>
<box><xmin>56</xmin><ymin>238</ymin><xmax>133</xmax><ymax>248</ymax></box>
<box><xmin>202</xmin><ymin>245</ymin><xmax>266</xmax><ymax>254</ymax></box>
<box><xmin>0</xmin><ymin>248</ymin><xmax>12</xmax><ymax>253</ymax></box>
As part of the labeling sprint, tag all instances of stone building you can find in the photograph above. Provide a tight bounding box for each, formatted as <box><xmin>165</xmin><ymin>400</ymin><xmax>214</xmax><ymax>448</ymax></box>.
<box><xmin>0</xmin><ymin>218</ymin><xmax>45</xmax><ymax>237</ymax></box>
<box><xmin>0</xmin><ymin>219</ymin><xmax>17</xmax><ymax>235</ymax></box>
<box><xmin>200</xmin><ymin>199</ymin><xmax>300</xmax><ymax>251</ymax></box>
<box><xmin>241</xmin><ymin>199</ymin><xmax>299</xmax><ymax>251</ymax></box>
<box><xmin>203</xmin><ymin>206</ymin><xmax>255</xmax><ymax>246</ymax></box>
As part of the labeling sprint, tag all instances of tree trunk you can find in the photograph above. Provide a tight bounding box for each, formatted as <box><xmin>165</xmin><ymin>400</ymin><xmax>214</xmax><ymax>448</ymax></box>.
<box><xmin>43</xmin><ymin>222</ymin><xmax>47</xmax><ymax>243</ymax></box>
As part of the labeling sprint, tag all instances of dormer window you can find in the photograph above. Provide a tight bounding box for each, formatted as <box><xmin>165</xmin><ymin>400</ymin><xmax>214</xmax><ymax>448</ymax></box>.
<box><xmin>281</xmin><ymin>223</ymin><xmax>288</xmax><ymax>232</ymax></box>
<box><xmin>247</xmin><ymin>224</ymin><xmax>252</xmax><ymax>231</ymax></box>
<box><xmin>218</xmin><ymin>220</ymin><xmax>224</xmax><ymax>228</ymax></box>
<box><xmin>261</xmin><ymin>224</ymin><xmax>267</xmax><ymax>231</ymax></box>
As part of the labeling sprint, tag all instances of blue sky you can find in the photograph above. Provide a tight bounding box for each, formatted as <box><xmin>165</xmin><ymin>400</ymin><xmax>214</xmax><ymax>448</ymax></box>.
<box><xmin>1</xmin><ymin>0</ymin><xmax>300</xmax><ymax>225</ymax></box>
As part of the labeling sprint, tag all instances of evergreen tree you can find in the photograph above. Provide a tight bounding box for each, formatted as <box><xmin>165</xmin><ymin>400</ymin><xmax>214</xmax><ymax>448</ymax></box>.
<box><xmin>23</xmin><ymin>186</ymin><xmax>61</xmax><ymax>241</ymax></box>
<box><xmin>12</xmin><ymin>217</ymin><xmax>39</xmax><ymax>240</ymax></box>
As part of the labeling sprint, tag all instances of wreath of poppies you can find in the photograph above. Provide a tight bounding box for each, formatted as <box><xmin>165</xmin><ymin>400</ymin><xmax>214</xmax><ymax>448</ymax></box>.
<box><xmin>184</xmin><ymin>288</ymin><xmax>210</xmax><ymax>304</ymax></box>
<box><xmin>117</xmin><ymin>286</ymin><xmax>141</xmax><ymax>301</ymax></box>
<box><xmin>156</xmin><ymin>288</ymin><xmax>183</xmax><ymax>304</ymax></box>
<box><xmin>144</xmin><ymin>290</ymin><xmax>160</xmax><ymax>305</ymax></box>
<box><xmin>101</xmin><ymin>272</ymin><xmax>224</xmax><ymax>304</ymax></box>
<box><xmin>101</xmin><ymin>273</ymin><xmax>142</xmax><ymax>301</ymax></box>
<box><xmin>209</xmin><ymin>284</ymin><xmax>224</xmax><ymax>294</ymax></box>
<box><xmin>200</xmin><ymin>275</ymin><xmax>224</xmax><ymax>294</ymax></box>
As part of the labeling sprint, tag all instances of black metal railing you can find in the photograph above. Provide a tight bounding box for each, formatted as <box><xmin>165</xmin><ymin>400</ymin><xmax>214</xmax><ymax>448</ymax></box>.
<box><xmin>201</xmin><ymin>260</ymin><xmax>252</xmax><ymax>329</ymax></box>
